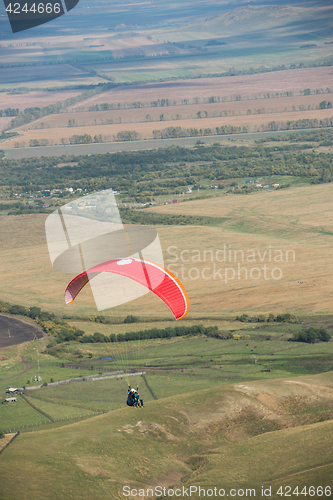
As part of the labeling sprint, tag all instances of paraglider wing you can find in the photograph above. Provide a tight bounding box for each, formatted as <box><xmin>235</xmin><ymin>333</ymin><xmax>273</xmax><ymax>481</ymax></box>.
<box><xmin>65</xmin><ymin>258</ymin><xmax>189</xmax><ymax>320</ymax></box>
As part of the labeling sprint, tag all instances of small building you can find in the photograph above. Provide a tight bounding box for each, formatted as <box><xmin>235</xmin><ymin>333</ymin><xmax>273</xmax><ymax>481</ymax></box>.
<box><xmin>172</xmin><ymin>199</ymin><xmax>178</xmax><ymax>203</ymax></box>
<box><xmin>3</xmin><ymin>397</ymin><xmax>17</xmax><ymax>403</ymax></box>
<box><xmin>263</xmin><ymin>185</ymin><xmax>269</xmax><ymax>189</ymax></box>
<box><xmin>6</xmin><ymin>387</ymin><xmax>18</xmax><ymax>394</ymax></box>
<box><xmin>255</xmin><ymin>184</ymin><xmax>262</xmax><ymax>188</ymax></box>
<box><xmin>273</xmin><ymin>183</ymin><xmax>280</xmax><ymax>188</ymax></box>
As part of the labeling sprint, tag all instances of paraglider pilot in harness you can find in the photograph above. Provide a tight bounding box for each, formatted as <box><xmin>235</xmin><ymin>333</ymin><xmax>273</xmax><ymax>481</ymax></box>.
<box><xmin>127</xmin><ymin>386</ymin><xmax>144</xmax><ymax>408</ymax></box>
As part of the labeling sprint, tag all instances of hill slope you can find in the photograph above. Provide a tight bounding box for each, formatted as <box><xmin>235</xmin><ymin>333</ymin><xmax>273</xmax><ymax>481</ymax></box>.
<box><xmin>1</xmin><ymin>372</ymin><xmax>332</xmax><ymax>499</ymax></box>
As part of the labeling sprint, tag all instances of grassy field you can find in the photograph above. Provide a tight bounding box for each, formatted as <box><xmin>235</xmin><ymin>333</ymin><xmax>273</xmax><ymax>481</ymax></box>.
<box><xmin>1</xmin><ymin>326</ymin><xmax>332</xmax><ymax>430</ymax></box>
<box><xmin>1</xmin><ymin>183</ymin><xmax>333</xmax><ymax>317</ymax></box>
<box><xmin>1</xmin><ymin>181</ymin><xmax>333</xmax><ymax>496</ymax></box>
<box><xmin>0</xmin><ymin>370</ymin><xmax>332</xmax><ymax>499</ymax></box>
<box><xmin>1</xmin><ymin>1</ymin><xmax>333</xmax><ymax>496</ymax></box>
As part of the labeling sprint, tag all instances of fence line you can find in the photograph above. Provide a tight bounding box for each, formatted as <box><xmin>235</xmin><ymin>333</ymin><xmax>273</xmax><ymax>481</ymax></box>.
<box><xmin>25</xmin><ymin>370</ymin><xmax>145</xmax><ymax>391</ymax></box>
<box><xmin>20</xmin><ymin>394</ymin><xmax>54</xmax><ymax>422</ymax></box>
<box><xmin>0</xmin><ymin>431</ymin><xmax>20</xmax><ymax>455</ymax></box>
<box><xmin>142</xmin><ymin>374</ymin><xmax>158</xmax><ymax>400</ymax></box>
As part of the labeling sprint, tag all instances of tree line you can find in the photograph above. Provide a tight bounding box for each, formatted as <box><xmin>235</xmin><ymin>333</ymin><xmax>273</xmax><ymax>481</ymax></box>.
<box><xmin>79</xmin><ymin>324</ymin><xmax>223</xmax><ymax>344</ymax></box>
<box><xmin>1</xmin><ymin>130</ymin><xmax>333</xmax><ymax>202</ymax></box>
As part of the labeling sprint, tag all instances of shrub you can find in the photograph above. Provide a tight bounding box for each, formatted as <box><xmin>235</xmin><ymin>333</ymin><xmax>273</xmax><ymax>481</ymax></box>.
<box><xmin>289</xmin><ymin>327</ymin><xmax>331</xmax><ymax>343</ymax></box>
<box><xmin>124</xmin><ymin>315</ymin><xmax>140</xmax><ymax>324</ymax></box>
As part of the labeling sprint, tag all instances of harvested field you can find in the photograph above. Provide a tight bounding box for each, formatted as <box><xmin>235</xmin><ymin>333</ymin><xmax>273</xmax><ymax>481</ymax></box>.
<box><xmin>3</xmin><ymin>108</ymin><xmax>333</xmax><ymax>148</ymax></box>
<box><xmin>0</xmin><ymin>315</ymin><xmax>43</xmax><ymax>349</ymax></box>
<box><xmin>0</xmin><ymin>117</ymin><xmax>12</xmax><ymax>132</ymax></box>
<box><xmin>0</xmin><ymin>90</ymin><xmax>83</xmax><ymax>113</ymax></box>
<box><xmin>28</xmin><ymin>94</ymin><xmax>329</xmax><ymax>130</ymax></box>
<box><xmin>1</xmin><ymin>184</ymin><xmax>333</xmax><ymax>317</ymax></box>
<box><xmin>0</xmin><ymin>64</ymin><xmax>91</xmax><ymax>85</ymax></box>
<box><xmin>68</xmin><ymin>67</ymin><xmax>333</xmax><ymax>109</ymax></box>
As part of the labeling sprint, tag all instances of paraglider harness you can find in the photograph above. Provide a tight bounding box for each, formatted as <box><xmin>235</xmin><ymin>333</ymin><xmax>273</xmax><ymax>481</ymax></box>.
<box><xmin>127</xmin><ymin>386</ymin><xmax>144</xmax><ymax>408</ymax></box>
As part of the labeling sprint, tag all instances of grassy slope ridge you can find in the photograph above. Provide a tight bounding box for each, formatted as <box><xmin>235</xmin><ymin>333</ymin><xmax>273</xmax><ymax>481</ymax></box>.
<box><xmin>0</xmin><ymin>373</ymin><xmax>332</xmax><ymax>499</ymax></box>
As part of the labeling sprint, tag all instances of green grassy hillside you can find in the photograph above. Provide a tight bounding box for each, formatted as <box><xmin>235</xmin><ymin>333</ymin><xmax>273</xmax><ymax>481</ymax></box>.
<box><xmin>0</xmin><ymin>373</ymin><xmax>332</xmax><ymax>499</ymax></box>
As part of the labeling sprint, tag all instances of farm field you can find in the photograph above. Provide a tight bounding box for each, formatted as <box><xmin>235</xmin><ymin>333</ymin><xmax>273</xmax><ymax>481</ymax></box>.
<box><xmin>3</xmin><ymin>108</ymin><xmax>333</xmax><ymax>148</ymax></box>
<box><xmin>1</xmin><ymin>65</ymin><xmax>332</xmax><ymax>148</ymax></box>
<box><xmin>68</xmin><ymin>67</ymin><xmax>333</xmax><ymax>109</ymax></box>
<box><xmin>1</xmin><ymin>329</ymin><xmax>333</xmax><ymax>431</ymax></box>
<box><xmin>1</xmin><ymin>1</ymin><xmax>333</xmax><ymax>496</ymax></box>
<box><xmin>0</xmin><ymin>89</ymin><xmax>83</xmax><ymax>115</ymax></box>
<box><xmin>3</xmin><ymin>127</ymin><xmax>333</xmax><ymax>159</ymax></box>
<box><xmin>0</xmin><ymin>364</ymin><xmax>332</xmax><ymax>499</ymax></box>
<box><xmin>26</xmin><ymin>94</ymin><xmax>332</xmax><ymax>130</ymax></box>
<box><xmin>1</xmin><ymin>183</ymin><xmax>333</xmax><ymax>317</ymax></box>
<box><xmin>0</xmin><ymin>64</ymin><xmax>103</xmax><ymax>86</ymax></box>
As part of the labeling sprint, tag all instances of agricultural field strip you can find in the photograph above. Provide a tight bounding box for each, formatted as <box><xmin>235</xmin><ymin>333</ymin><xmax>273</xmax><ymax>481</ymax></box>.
<box><xmin>27</xmin><ymin>95</ymin><xmax>331</xmax><ymax>129</ymax></box>
<box><xmin>2</xmin><ymin>66</ymin><xmax>332</xmax><ymax>141</ymax></box>
<box><xmin>4</xmin><ymin>108</ymin><xmax>333</xmax><ymax>148</ymax></box>
<box><xmin>3</xmin><ymin>128</ymin><xmax>332</xmax><ymax>158</ymax></box>
<box><xmin>66</xmin><ymin>68</ymin><xmax>333</xmax><ymax>108</ymax></box>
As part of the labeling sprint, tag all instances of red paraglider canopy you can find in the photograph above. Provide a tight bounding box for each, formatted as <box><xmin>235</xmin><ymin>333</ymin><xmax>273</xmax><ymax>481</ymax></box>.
<box><xmin>65</xmin><ymin>258</ymin><xmax>189</xmax><ymax>320</ymax></box>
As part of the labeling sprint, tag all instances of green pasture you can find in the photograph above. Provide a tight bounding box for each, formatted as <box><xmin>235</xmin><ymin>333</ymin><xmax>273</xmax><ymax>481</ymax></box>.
<box><xmin>1</xmin><ymin>329</ymin><xmax>332</xmax><ymax>431</ymax></box>
<box><xmin>0</xmin><ymin>396</ymin><xmax>50</xmax><ymax>431</ymax></box>
<box><xmin>0</xmin><ymin>376</ymin><xmax>332</xmax><ymax>500</ymax></box>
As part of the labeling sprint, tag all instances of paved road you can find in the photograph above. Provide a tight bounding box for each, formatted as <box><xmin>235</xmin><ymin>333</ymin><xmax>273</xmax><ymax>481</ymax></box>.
<box><xmin>1</xmin><ymin>129</ymin><xmax>320</xmax><ymax>159</ymax></box>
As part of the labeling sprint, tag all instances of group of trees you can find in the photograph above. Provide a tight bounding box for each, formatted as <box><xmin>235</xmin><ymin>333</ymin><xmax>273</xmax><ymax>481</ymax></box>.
<box><xmin>56</xmin><ymin>117</ymin><xmax>333</xmax><ymax>147</ymax></box>
<box><xmin>68</xmin><ymin>134</ymin><xmax>93</xmax><ymax>145</ymax></box>
<box><xmin>83</xmin><ymin>89</ymin><xmax>327</xmax><ymax>113</ymax></box>
<box><xmin>236</xmin><ymin>313</ymin><xmax>297</xmax><ymax>323</ymax></box>
<box><xmin>289</xmin><ymin>327</ymin><xmax>331</xmax><ymax>343</ymax></box>
<box><xmin>0</xmin><ymin>108</ymin><xmax>19</xmax><ymax>117</ymax></box>
<box><xmin>319</xmin><ymin>101</ymin><xmax>333</xmax><ymax>109</ymax></box>
<box><xmin>79</xmin><ymin>324</ymin><xmax>220</xmax><ymax>344</ymax></box>
<box><xmin>29</xmin><ymin>139</ymin><xmax>53</xmax><ymax>147</ymax></box>
<box><xmin>1</xmin><ymin>130</ymin><xmax>333</xmax><ymax>202</ymax></box>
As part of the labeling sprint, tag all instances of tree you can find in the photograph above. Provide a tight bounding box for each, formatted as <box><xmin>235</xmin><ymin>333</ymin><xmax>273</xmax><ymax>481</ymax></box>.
<box><xmin>290</xmin><ymin>327</ymin><xmax>331</xmax><ymax>343</ymax></box>
<box><xmin>124</xmin><ymin>315</ymin><xmax>139</xmax><ymax>323</ymax></box>
<box><xmin>0</xmin><ymin>430</ymin><xmax>5</xmax><ymax>439</ymax></box>
<box><xmin>9</xmin><ymin>304</ymin><xmax>27</xmax><ymax>316</ymax></box>
<box><xmin>28</xmin><ymin>306</ymin><xmax>41</xmax><ymax>319</ymax></box>
<box><xmin>318</xmin><ymin>327</ymin><xmax>331</xmax><ymax>342</ymax></box>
